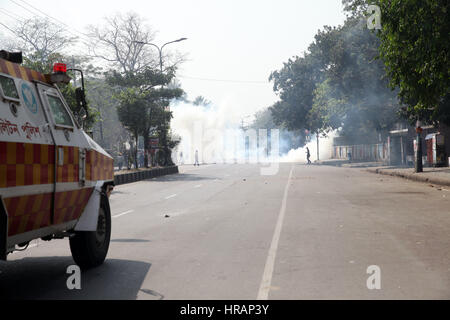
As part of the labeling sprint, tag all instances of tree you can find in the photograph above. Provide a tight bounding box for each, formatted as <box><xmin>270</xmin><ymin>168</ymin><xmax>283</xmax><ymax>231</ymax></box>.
<box><xmin>87</xmin><ymin>12</ymin><xmax>157</xmax><ymax>73</ymax></box>
<box><xmin>108</xmin><ymin>66</ymin><xmax>184</xmax><ymax>167</ymax></box>
<box><xmin>308</xmin><ymin>17</ymin><xmax>400</xmax><ymax>141</ymax></box>
<box><xmin>3</xmin><ymin>17</ymin><xmax>100</xmax><ymax>129</ymax></box>
<box><xmin>342</xmin><ymin>0</ymin><xmax>370</xmax><ymax>15</ymax></box>
<box><xmin>375</xmin><ymin>0</ymin><xmax>450</xmax><ymax>125</ymax></box>
<box><xmin>342</xmin><ymin>0</ymin><xmax>450</xmax><ymax>125</ymax></box>
<box><xmin>251</xmin><ymin>107</ymin><xmax>304</xmax><ymax>153</ymax></box>
<box><xmin>192</xmin><ymin>96</ymin><xmax>212</xmax><ymax>107</ymax></box>
<box><xmin>90</xmin><ymin>12</ymin><xmax>186</xmax><ymax>167</ymax></box>
<box><xmin>270</xmin><ymin>15</ymin><xmax>401</xmax><ymax>144</ymax></box>
<box><xmin>10</xmin><ymin>17</ymin><xmax>77</xmax><ymax>72</ymax></box>
<box><xmin>59</xmin><ymin>81</ymin><xmax>99</xmax><ymax>129</ymax></box>
<box><xmin>269</xmin><ymin>52</ymin><xmax>324</xmax><ymax>132</ymax></box>
<box><xmin>85</xmin><ymin>77</ymin><xmax>129</xmax><ymax>152</ymax></box>
<box><xmin>115</xmin><ymin>88</ymin><xmax>148</xmax><ymax>169</ymax></box>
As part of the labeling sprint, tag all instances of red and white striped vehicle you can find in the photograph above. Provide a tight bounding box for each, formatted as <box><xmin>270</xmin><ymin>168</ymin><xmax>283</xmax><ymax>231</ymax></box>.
<box><xmin>0</xmin><ymin>50</ymin><xmax>114</xmax><ymax>268</ymax></box>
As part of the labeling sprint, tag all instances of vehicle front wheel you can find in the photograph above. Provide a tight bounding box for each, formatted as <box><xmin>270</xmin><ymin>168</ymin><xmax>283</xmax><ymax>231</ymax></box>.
<box><xmin>69</xmin><ymin>194</ymin><xmax>111</xmax><ymax>269</ymax></box>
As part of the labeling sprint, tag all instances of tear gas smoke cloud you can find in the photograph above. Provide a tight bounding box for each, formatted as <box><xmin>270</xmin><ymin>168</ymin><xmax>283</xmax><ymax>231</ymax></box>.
<box><xmin>170</xmin><ymin>101</ymin><xmax>334</xmax><ymax>168</ymax></box>
<box><xmin>279</xmin><ymin>131</ymin><xmax>336</xmax><ymax>163</ymax></box>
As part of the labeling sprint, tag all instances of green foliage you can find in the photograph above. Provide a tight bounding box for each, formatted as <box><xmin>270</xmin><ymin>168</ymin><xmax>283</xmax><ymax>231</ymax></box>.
<box><xmin>192</xmin><ymin>96</ymin><xmax>212</xmax><ymax>107</ymax></box>
<box><xmin>310</xmin><ymin>17</ymin><xmax>400</xmax><ymax>137</ymax></box>
<box><xmin>58</xmin><ymin>82</ymin><xmax>99</xmax><ymax>130</ymax></box>
<box><xmin>22</xmin><ymin>52</ymin><xmax>64</xmax><ymax>74</ymax></box>
<box><xmin>251</xmin><ymin>108</ymin><xmax>277</xmax><ymax>130</ymax></box>
<box><xmin>85</xmin><ymin>78</ymin><xmax>129</xmax><ymax>153</ymax></box>
<box><xmin>310</xmin><ymin>79</ymin><xmax>346</xmax><ymax>132</ymax></box>
<box><xmin>269</xmin><ymin>15</ymin><xmax>401</xmax><ymax>142</ymax></box>
<box><xmin>269</xmin><ymin>52</ymin><xmax>323</xmax><ymax>132</ymax></box>
<box><xmin>109</xmin><ymin>66</ymin><xmax>184</xmax><ymax>167</ymax></box>
<box><xmin>251</xmin><ymin>107</ymin><xmax>304</xmax><ymax>152</ymax></box>
<box><xmin>341</xmin><ymin>0</ymin><xmax>369</xmax><ymax>15</ymax></box>
<box><xmin>375</xmin><ymin>0</ymin><xmax>450</xmax><ymax>125</ymax></box>
<box><xmin>116</xmin><ymin>88</ymin><xmax>147</xmax><ymax>133</ymax></box>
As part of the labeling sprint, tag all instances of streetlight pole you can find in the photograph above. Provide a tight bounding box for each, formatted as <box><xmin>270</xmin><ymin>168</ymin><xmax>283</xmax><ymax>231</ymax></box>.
<box><xmin>135</xmin><ymin>38</ymin><xmax>187</xmax><ymax>72</ymax></box>
<box><xmin>134</xmin><ymin>38</ymin><xmax>187</xmax><ymax>166</ymax></box>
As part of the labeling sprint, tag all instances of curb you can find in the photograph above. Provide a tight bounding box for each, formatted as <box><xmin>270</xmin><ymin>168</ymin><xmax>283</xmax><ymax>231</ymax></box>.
<box><xmin>366</xmin><ymin>168</ymin><xmax>450</xmax><ymax>187</ymax></box>
<box><xmin>113</xmin><ymin>166</ymin><xmax>179</xmax><ymax>186</ymax></box>
<box><xmin>314</xmin><ymin>160</ymin><xmax>349</xmax><ymax>167</ymax></box>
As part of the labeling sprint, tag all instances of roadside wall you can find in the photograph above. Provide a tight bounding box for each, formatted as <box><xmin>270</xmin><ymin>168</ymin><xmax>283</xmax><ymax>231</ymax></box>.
<box><xmin>332</xmin><ymin>143</ymin><xmax>388</xmax><ymax>162</ymax></box>
<box><xmin>114</xmin><ymin>166</ymin><xmax>179</xmax><ymax>185</ymax></box>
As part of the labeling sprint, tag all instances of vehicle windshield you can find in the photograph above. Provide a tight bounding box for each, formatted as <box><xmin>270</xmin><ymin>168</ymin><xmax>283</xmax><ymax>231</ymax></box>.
<box><xmin>47</xmin><ymin>94</ymin><xmax>73</xmax><ymax>126</ymax></box>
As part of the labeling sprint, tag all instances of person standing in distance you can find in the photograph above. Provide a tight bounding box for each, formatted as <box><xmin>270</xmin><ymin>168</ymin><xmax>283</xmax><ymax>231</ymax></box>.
<box><xmin>194</xmin><ymin>150</ymin><xmax>200</xmax><ymax>166</ymax></box>
<box><xmin>306</xmin><ymin>147</ymin><xmax>311</xmax><ymax>164</ymax></box>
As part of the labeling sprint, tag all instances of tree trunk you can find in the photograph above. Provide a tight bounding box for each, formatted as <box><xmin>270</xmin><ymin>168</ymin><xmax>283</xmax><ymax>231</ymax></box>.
<box><xmin>415</xmin><ymin>132</ymin><xmax>423</xmax><ymax>172</ymax></box>
<box><xmin>134</xmin><ymin>131</ymin><xmax>139</xmax><ymax>170</ymax></box>
<box><xmin>143</xmin><ymin>133</ymin><xmax>149</xmax><ymax>168</ymax></box>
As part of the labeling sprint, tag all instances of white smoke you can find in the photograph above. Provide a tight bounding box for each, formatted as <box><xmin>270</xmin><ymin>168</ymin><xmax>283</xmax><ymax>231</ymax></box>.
<box><xmin>170</xmin><ymin>100</ymin><xmax>336</xmax><ymax>165</ymax></box>
<box><xmin>170</xmin><ymin>101</ymin><xmax>245</xmax><ymax>164</ymax></box>
<box><xmin>279</xmin><ymin>131</ymin><xmax>336</xmax><ymax>163</ymax></box>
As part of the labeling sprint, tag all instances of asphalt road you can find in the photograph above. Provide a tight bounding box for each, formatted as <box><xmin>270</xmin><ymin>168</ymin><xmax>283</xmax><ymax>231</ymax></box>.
<box><xmin>1</xmin><ymin>163</ymin><xmax>449</xmax><ymax>299</ymax></box>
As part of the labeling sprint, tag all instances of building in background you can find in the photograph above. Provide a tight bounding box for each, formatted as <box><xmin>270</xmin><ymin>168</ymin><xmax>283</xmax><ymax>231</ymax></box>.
<box><xmin>331</xmin><ymin>123</ymin><xmax>450</xmax><ymax>167</ymax></box>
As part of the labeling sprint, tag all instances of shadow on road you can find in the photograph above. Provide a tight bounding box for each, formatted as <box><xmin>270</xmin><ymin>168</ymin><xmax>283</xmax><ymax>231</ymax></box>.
<box><xmin>110</xmin><ymin>239</ymin><xmax>150</xmax><ymax>243</ymax></box>
<box><xmin>0</xmin><ymin>257</ymin><xmax>151</xmax><ymax>300</ymax></box>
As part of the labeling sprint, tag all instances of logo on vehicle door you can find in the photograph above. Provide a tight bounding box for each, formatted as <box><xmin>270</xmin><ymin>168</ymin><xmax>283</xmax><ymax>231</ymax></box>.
<box><xmin>21</xmin><ymin>83</ymin><xmax>38</xmax><ymax>114</ymax></box>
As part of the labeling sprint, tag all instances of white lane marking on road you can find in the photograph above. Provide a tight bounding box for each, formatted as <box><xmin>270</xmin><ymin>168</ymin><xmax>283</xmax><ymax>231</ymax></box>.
<box><xmin>257</xmin><ymin>165</ymin><xmax>294</xmax><ymax>300</ymax></box>
<box><xmin>194</xmin><ymin>184</ymin><xmax>202</xmax><ymax>188</ymax></box>
<box><xmin>112</xmin><ymin>210</ymin><xmax>134</xmax><ymax>218</ymax></box>
<box><xmin>165</xmin><ymin>194</ymin><xmax>177</xmax><ymax>200</ymax></box>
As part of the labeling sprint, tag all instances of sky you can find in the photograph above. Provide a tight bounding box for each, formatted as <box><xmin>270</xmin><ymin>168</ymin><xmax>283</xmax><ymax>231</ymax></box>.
<box><xmin>0</xmin><ymin>0</ymin><xmax>347</xmax><ymax>121</ymax></box>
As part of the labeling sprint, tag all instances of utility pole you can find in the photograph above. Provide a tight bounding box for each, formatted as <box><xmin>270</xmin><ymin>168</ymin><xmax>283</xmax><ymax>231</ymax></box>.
<box><xmin>240</xmin><ymin>116</ymin><xmax>250</xmax><ymax>163</ymax></box>
<box><xmin>415</xmin><ymin>120</ymin><xmax>423</xmax><ymax>173</ymax></box>
<box><xmin>316</xmin><ymin>130</ymin><xmax>320</xmax><ymax>162</ymax></box>
<box><xmin>72</xmin><ymin>56</ymin><xmax>77</xmax><ymax>87</ymax></box>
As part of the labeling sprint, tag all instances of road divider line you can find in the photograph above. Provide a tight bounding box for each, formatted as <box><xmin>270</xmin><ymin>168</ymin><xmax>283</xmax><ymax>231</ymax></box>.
<box><xmin>257</xmin><ymin>165</ymin><xmax>294</xmax><ymax>300</ymax></box>
<box><xmin>165</xmin><ymin>194</ymin><xmax>177</xmax><ymax>200</ymax></box>
<box><xmin>112</xmin><ymin>210</ymin><xmax>134</xmax><ymax>218</ymax></box>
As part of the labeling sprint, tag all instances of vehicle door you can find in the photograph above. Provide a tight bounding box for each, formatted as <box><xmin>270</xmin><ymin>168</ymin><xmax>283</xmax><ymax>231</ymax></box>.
<box><xmin>36</xmin><ymin>83</ymin><xmax>90</xmax><ymax>227</ymax></box>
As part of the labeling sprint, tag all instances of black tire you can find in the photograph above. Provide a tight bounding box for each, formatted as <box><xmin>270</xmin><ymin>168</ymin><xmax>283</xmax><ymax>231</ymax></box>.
<box><xmin>69</xmin><ymin>194</ymin><xmax>111</xmax><ymax>269</ymax></box>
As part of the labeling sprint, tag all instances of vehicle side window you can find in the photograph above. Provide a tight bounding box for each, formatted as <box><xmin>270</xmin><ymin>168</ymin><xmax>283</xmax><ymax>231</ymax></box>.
<box><xmin>0</xmin><ymin>75</ymin><xmax>19</xmax><ymax>100</ymax></box>
<box><xmin>47</xmin><ymin>94</ymin><xmax>73</xmax><ymax>127</ymax></box>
